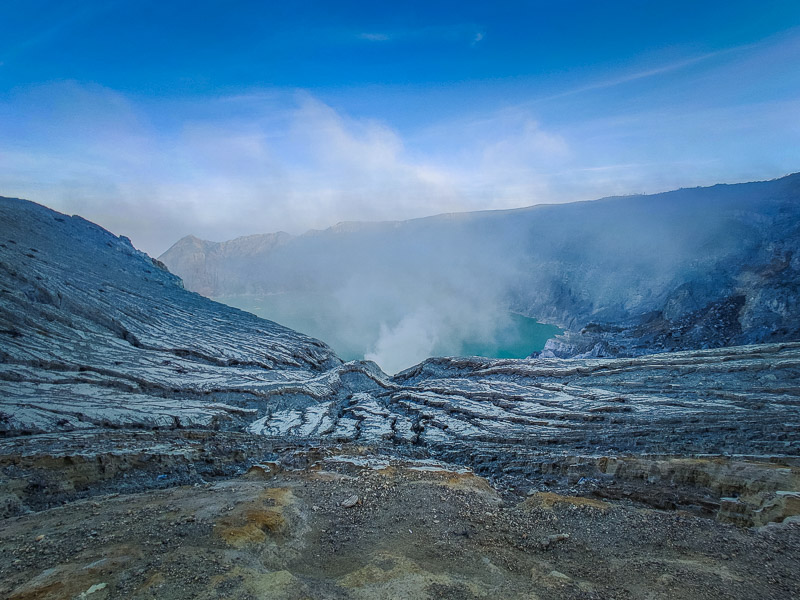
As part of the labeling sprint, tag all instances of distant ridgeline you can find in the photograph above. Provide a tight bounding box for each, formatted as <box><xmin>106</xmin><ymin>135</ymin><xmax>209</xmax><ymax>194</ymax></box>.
<box><xmin>161</xmin><ymin>174</ymin><xmax>800</xmax><ymax>362</ymax></box>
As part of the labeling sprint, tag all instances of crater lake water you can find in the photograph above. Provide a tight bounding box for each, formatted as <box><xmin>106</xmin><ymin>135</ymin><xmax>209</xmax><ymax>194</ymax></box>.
<box><xmin>459</xmin><ymin>312</ymin><xmax>563</xmax><ymax>360</ymax></box>
<box><xmin>216</xmin><ymin>293</ymin><xmax>562</xmax><ymax>365</ymax></box>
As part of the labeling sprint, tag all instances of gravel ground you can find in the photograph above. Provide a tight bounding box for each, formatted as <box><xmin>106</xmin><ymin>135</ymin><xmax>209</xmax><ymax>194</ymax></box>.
<box><xmin>2</xmin><ymin>453</ymin><xmax>799</xmax><ymax>600</ymax></box>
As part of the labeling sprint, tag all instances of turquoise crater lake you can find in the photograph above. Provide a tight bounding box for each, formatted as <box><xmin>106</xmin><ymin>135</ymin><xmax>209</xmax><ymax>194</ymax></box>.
<box><xmin>215</xmin><ymin>294</ymin><xmax>562</xmax><ymax>366</ymax></box>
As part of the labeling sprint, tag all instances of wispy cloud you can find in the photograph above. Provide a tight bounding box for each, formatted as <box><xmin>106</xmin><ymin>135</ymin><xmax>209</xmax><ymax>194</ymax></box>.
<box><xmin>0</xmin><ymin>84</ymin><xmax>478</xmax><ymax>254</ymax></box>
<box><xmin>507</xmin><ymin>33</ymin><xmax>794</xmax><ymax>115</ymax></box>
<box><xmin>354</xmin><ymin>23</ymin><xmax>483</xmax><ymax>46</ymax></box>
<box><xmin>531</xmin><ymin>48</ymin><xmax>743</xmax><ymax>105</ymax></box>
<box><xmin>358</xmin><ymin>32</ymin><xmax>390</xmax><ymax>42</ymax></box>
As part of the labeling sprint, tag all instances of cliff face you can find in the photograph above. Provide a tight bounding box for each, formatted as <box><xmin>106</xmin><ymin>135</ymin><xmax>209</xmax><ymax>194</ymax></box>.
<box><xmin>1</xmin><ymin>195</ymin><xmax>798</xmax><ymax>463</ymax></box>
<box><xmin>160</xmin><ymin>174</ymin><xmax>800</xmax><ymax>358</ymax></box>
<box><xmin>0</xmin><ymin>197</ymin><xmax>376</xmax><ymax>435</ymax></box>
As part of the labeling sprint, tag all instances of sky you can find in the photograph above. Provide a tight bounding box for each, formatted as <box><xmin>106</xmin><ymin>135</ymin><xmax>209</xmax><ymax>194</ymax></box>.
<box><xmin>1</xmin><ymin>0</ymin><xmax>799</xmax><ymax>256</ymax></box>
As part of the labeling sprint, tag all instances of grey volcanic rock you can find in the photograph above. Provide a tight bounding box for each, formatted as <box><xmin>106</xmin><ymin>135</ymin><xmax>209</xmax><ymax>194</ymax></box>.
<box><xmin>389</xmin><ymin>343</ymin><xmax>800</xmax><ymax>455</ymax></box>
<box><xmin>0</xmin><ymin>197</ymin><xmax>392</xmax><ymax>435</ymax></box>
<box><xmin>161</xmin><ymin>174</ymin><xmax>800</xmax><ymax>360</ymax></box>
<box><xmin>2</xmin><ymin>197</ymin><xmax>800</xmax><ymax>532</ymax></box>
<box><xmin>1</xmin><ymin>196</ymin><xmax>798</xmax><ymax>463</ymax></box>
<box><xmin>242</xmin><ymin>342</ymin><xmax>800</xmax><ymax>460</ymax></box>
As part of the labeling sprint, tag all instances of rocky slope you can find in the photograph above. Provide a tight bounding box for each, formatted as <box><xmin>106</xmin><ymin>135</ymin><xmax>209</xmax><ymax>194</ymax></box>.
<box><xmin>161</xmin><ymin>174</ymin><xmax>800</xmax><ymax>360</ymax></box>
<box><xmin>2</xmin><ymin>197</ymin><xmax>800</xmax><ymax>517</ymax></box>
<box><xmin>2</xmin><ymin>196</ymin><xmax>800</xmax><ymax>597</ymax></box>
<box><xmin>0</xmin><ymin>197</ymin><xmax>391</xmax><ymax>435</ymax></box>
<box><xmin>3</xmin><ymin>196</ymin><xmax>798</xmax><ymax>459</ymax></box>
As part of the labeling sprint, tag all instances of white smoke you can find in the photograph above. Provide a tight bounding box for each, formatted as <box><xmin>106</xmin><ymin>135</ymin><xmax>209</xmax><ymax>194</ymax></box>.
<box><xmin>365</xmin><ymin>309</ymin><xmax>441</xmax><ymax>374</ymax></box>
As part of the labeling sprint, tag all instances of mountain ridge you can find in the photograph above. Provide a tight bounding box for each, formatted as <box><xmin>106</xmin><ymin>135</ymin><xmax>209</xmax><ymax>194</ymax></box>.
<box><xmin>2</xmin><ymin>194</ymin><xmax>800</xmax><ymax>541</ymax></box>
<box><xmin>164</xmin><ymin>171</ymin><xmax>800</xmax><ymax>253</ymax></box>
<box><xmin>161</xmin><ymin>173</ymin><xmax>800</xmax><ymax>366</ymax></box>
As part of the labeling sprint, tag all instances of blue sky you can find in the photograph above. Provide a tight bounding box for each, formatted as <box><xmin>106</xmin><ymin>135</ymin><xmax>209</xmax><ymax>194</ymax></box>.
<box><xmin>1</xmin><ymin>0</ymin><xmax>799</xmax><ymax>254</ymax></box>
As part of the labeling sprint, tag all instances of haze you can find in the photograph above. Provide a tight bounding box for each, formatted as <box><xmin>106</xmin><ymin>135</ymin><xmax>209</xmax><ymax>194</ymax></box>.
<box><xmin>2</xmin><ymin>1</ymin><xmax>799</xmax><ymax>256</ymax></box>
<box><xmin>160</xmin><ymin>176</ymin><xmax>800</xmax><ymax>372</ymax></box>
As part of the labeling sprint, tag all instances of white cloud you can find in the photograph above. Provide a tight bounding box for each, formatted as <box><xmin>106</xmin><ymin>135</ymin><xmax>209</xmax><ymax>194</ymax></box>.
<box><xmin>2</xmin><ymin>72</ymin><xmax>795</xmax><ymax>258</ymax></box>
<box><xmin>482</xmin><ymin>117</ymin><xmax>569</xmax><ymax>171</ymax></box>
<box><xmin>3</xmin><ymin>83</ymin><xmax>558</xmax><ymax>255</ymax></box>
<box><xmin>354</xmin><ymin>24</ymin><xmax>485</xmax><ymax>46</ymax></box>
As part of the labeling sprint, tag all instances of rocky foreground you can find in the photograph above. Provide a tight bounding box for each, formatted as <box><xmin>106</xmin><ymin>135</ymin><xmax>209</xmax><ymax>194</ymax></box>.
<box><xmin>1</xmin><ymin>197</ymin><xmax>800</xmax><ymax>598</ymax></box>
<box><xmin>2</xmin><ymin>444</ymin><xmax>799</xmax><ymax>600</ymax></box>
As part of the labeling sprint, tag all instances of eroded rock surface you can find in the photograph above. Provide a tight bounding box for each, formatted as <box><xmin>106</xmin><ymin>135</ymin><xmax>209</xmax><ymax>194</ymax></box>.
<box><xmin>0</xmin><ymin>197</ymin><xmax>393</xmax><ymax>435</ymax></box>
<box><xmin>2</xmin><ymin>197</ymin><xmax>800</xmax><ymax>597</ymax></box>
<box><xmin>2</xmin><ymin>198</ymin><xmax>800</xmax><ymax>511</ymax></box>
<box><xmin>387</xmin><ymin>344</ymin><xmax>800</xmax><ymax>455</ymax></box>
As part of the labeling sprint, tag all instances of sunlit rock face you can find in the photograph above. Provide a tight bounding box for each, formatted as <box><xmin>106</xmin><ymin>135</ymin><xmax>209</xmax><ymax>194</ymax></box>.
<box><xmin>161</xmin><ymin>173</ymin><xmax>800</xmax><ymax>362</ymax></box>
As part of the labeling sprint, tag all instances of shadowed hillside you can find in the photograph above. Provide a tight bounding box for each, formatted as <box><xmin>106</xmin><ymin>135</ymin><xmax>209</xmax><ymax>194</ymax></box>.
<box><xmin>161</xmin><ymin>174</ymin><xmax>800</xmax><ymax>370</ymax></box>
